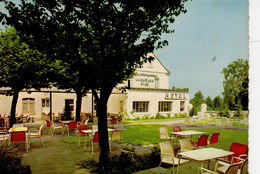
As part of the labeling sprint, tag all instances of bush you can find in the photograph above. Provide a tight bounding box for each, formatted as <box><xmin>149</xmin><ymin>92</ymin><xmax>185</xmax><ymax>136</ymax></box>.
<box><xmin>155</xmin><ymin>113</ymin><xmax>165</xmax><ymax>119</ymax></box>
<box><xmin>174</xmin><ymin>113</ymin><xmax>179</xmax><ymax>118</ymax></box>
<box><xmin>0</xmin><ymin>145</ymin><xmax>31</xmax><ymax>174</ymax></box>
<box><xmin>166</xmin><ymin>113</ymin><xmax>171</xmax><ymax>118</ymax></box>
<box><xmin>79</xmin><ymin>145</ymin><xmax>160</xmax><ymax>174</ymax></box>
<box><xmin>179</xmin><ymin>113</ymin><xmax>187</xmax><ymax>118</ymax></box>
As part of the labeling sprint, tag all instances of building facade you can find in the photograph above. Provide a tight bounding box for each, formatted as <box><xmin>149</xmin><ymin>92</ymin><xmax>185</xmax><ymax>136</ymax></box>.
<box><xmin>0</xmin><ymin>53</ymin><xmax>190</xmax><ymax>119</ymax></box>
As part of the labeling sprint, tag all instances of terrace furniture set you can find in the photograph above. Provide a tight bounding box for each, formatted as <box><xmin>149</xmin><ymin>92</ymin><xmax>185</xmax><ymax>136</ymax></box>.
<box><xmin>158</xmin><ymin>126</ymin><xmax>248</xmax><ymax>174</ymax></box>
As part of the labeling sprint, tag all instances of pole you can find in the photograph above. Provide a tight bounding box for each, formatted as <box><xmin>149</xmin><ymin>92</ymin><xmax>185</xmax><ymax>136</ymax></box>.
<box><xmin>50</xmin><ymin>92</ymin><xmax>52</xmax><ymax>122</ymax></box>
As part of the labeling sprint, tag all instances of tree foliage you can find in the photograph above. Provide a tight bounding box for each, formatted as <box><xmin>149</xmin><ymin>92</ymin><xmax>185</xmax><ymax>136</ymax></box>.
<box><xmin>1</xmin><ymin>0</ymin><xmax>189</xmax><ymax>166</ymax></box>
<box><xmin>205</xmin><ymin>96</ymin><xmax>213</xmax><ymax>110</ymax></box>
<box><xmin>190</xmin><ymin>91</ymin><xmax>204</xmax><ymax>116</ymax></box>
<box><xmin>222</xmin><ymin>59</ymin><xmax>248</xmax><ymax>110</ymax></box>
<box><xmin>0</xmin><ymin>27</ymin><xmax>49</xmax><ymax>125</ymax></box>
<box><xmin>212</xmin><ymin>95</ymin><xmax>226</xmax><ymax>111</ymax></box>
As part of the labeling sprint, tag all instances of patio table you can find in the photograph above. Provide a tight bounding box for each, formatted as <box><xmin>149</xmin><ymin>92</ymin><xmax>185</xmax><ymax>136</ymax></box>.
<box><xmin>171</xmin><ymin>130</ymin><xmax>205</xmax><ymax>139</ymax></box>
<box><xmin>9</xmin><ymin>127</ymin><xmax>28</xmax><ymax>132</ymax></box>
<box><xmin>178</xmin><ymin>147</ymin><xmax>234</xmax><ymax>169</ymax></box>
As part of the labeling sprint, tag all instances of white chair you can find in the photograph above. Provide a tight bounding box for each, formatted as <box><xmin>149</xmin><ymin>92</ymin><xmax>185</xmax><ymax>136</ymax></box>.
<box><xmin>109</xmin><ymin>130</ymin><xmax>123</xmax><ymax>151</ymax></box>
<box><xmin>28</xmin><ymin>125</ymin><xmax>45</xmax><ymax>148</ymax></box>
<box><xmin>159</xmin><ymin>141</ymin><xmax>189</xmax><ymax>174</ymax></box>
<box><xmin>159</xmin><ymin>127</ymin><xmax>175</xmax><ymax>142</ymax></box>
<box><xmin>13</xmin><ymin>124</ymin><xmax>24</xmax><ymax>128</ymax></box>
<box><xmin>199</xmin><ymin>160</ymin><xmax>243</xmax><ymax>174</ymax></box>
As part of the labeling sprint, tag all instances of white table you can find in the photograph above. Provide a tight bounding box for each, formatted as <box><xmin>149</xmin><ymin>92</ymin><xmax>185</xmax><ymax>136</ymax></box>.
<box><xmin>178</xmin><ymin>148</ymin><xmax>234</xmax><ymax>168</ymax></box>
<box><xmin>81</xmin><ymin>128</ymin><xmax>114</xmax><ymax>134</ymax></box>
<box><xmin>171</xmin><ymin>130</ymin><xmax>205</xmax><ymax>139</ymax></box>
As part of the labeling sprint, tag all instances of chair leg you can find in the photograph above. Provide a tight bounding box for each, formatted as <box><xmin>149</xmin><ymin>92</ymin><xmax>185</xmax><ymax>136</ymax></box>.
<box><xmin>78</xmin><ymin>136</ymin><xmax>80</xmax><ymax>148</ymax></box>
<box><xmin>91</xmin><ymin>141</ymin><xmax>94</xmax><ymax>155</ymax></box>
<box><xmin>84</xmin><ymin>137</ymin><xmax>87</xmax><ymax>152</ymax></box>
<box><xmin>40</xmin><ymin>137</ymin><xmax>44</xmax><ymax>146</ymax></box>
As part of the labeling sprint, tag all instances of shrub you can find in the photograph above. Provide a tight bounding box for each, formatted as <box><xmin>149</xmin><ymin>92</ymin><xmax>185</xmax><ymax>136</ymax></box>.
<box><xmin>155</xmin><ymin>113</ymin><xmax>165</xmax><ymax>119</ymax></box>
<box><xmin>0</xmin><ymin>145</ymin><xmax>31</xmax><ymax>174</ymax></box>
<box><xmin>143</xmin><ymin>115</ymin><xmax>150</xmax><ymax>119</ymax></box>
<box><xmin>79</xmin><ymin>145</ymin><xmax>160</xmax><ymax>174</ymax></box>
<box><xmin>166</xmin><ymin>113</ymin><xmax>171</xmax><ymax>118</ymax></box>
<box><xmin>174</xmin><ymin>113</ymin><xmax>179</xmax><ymax>118</ymax></box>
<box><xmin>179</xmin><ymin>113</ymin><xmax>187</xmax><ymax>118</ymax></box>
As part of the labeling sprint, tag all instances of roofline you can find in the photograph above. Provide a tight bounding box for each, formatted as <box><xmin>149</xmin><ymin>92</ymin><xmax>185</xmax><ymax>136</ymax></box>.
<box><xmin>151</xmin><ymin>53</ymin><xmax>171</xmax><ymax>75</ymax></box>
<box><xmin>129</xmin><ymin>87</ymin><xmax>189</xmax><ymax>92</ymax></box>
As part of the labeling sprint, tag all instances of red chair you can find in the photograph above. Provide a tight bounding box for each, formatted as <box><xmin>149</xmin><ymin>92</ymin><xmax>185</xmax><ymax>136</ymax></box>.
<box><xmin>217</xmin><ymin>142</ymin><xmax>248</xmax><ymax>164</ymax></box>
<box><xmin>173</xmin><ymin>126</ymin><xmax>184</xmax><ymax>138</ymax></box>
<box><xmin>77</xmin><ymin>125</ymin><xmax>89</xmax><ymax>150</ymax></box>
<box><xmin>67</xmin><ymin>121</ymin><xmax>78</xmax><ymax>136</ymax></box>
<box><xmin>91</xmin><ymin>132</ymin><xmax>99</xmax><ymax>154</ymax></box>
<box><xmin>110</xmin><ymin>117</ymin><xmax>117</xmax><ymax>124</ymax></box>
<box><xmin>191</xmin><ymin>134</ymin><xmax>209</xmax><ymax>149</ymax></box>
<box><xmin>208</xmin><ymin>133</ymin><xmax>220</xmax><ymax>145</ymax></box>
<box><xmin>10</xmin><ymin>131</ymin><xmax>28</xmax><ymax>152</ymax></box>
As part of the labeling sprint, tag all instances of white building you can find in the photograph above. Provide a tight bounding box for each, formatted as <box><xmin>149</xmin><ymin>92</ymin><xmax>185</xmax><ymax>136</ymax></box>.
<box><xmin>0</xmin><ymin>53</ymin><xmax>190</xmax><ymax>119</ymax></box>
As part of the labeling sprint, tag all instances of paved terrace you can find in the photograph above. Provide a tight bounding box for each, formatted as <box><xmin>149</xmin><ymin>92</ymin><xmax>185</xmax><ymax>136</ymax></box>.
<box><xmin>19</xmin><ymin>121</ymin><xmax>155</xmax><ymax>174</ymax></box>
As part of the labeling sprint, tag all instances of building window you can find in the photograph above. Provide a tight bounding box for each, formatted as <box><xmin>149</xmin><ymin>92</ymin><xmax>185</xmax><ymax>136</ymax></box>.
<box><xmin>133</xmin><ymin>101</ymin><xmax>149</xmax><ymax>112</ymax></box>
<box><xmin>42</xmin><ymin>99</ymin><xmax>50</xmax><ymax>107</ymax></box>
<box><xmin>22</xmin><ymin>98</ymin><xmax>35</xmax><ymax>114</ymax></box>
<box><xmin>158</xmin><ymin>101</ymin><xmax>172</xmax><ymax>112</ymax></box>
<box><xmin>180</xmin><ymin>101</ymin><xmax>185</xmax><ymax>111</ymax></box>
<box><xmin>65</xmin><ymin>99</ymin><xmax>74</xmax><ymax>111</ymax></box>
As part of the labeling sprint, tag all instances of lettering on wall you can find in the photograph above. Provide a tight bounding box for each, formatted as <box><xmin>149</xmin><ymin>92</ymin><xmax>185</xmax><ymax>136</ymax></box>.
<box><xmin>134</xmin><ymin>73</ymin><xmax>158</xmax><ymax>87</ymax></box>
<box><xmin>165</xmin><ymin>93</ymin><xmax>186</xmax><ymax>99</ymax></box>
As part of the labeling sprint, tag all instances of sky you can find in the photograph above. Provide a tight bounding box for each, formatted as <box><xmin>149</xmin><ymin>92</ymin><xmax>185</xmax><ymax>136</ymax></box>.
<box><xmin>154</xmin><ymin>0</ymin><xmax>248</xmax><ymax>99</ymax></box>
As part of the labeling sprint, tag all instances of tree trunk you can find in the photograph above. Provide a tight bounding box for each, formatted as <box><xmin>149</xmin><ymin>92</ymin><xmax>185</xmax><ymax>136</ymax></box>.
<box><xmin>93</xmin><ymin>86</ymin><xmax>113</xmax><ymax>168</ymax></box>
<box><xmin>75</xmin><ymin>90</ymin><xmax>82</xmax><ymax>121</ymax></box>
<box><xmin>10</xmin><ymin>89</ymin><xmax>20</xmax><ymax>127</ymax></box>
<box><xmin>97</xmin><ymin>98</ymin><xmax>109</xmax><ymax>167</ymax></box>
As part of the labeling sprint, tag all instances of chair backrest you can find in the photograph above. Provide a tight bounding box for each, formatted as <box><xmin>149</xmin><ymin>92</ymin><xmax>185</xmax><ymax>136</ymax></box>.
<box><xmin>13</xmin><ymin>124</ymin><xmax>24</xmax><ymax>128</ymax></box>
<box><xmin>229</xmin><ymin>143</ymin><xmax>248</xmax><ymax>162</ymax></box>
<box><xmin>92</xmin><ymin>125</ymin><xmax>98</xmax><ymax>131</ymax></box>
<box><xmin>39</xmin><ymin>125</ymin><xmax>45</xmax><ymax>136</ymax></box>
<box><xmin>197</xmin><ymin>134</ymin><xmax>209</xmax><ymax>147</ymax></box>
<box><xmin>209</xmin><ymin>133</ymin><xmax>220</xmax><ymax>144</ymax></box>
<box><xmin>11</xmin><ymin>131</ymin><xmax>26</xmax><ymax>142</ymax></box>
<box><xmin>93</xmin><ymin>132</ymin><xmax>99</xmax><ymax>142</ymax></box>
<box><xmin>110</xmin><ymin>118</ymin><xmax>117</xmax><ymax>124</ymax></box>
<box><xmin>46</xmin><ymin>120</ymin><xmax>51</xmax><ymax>127</ymax></box>
<box><xmin>159</xmin><ymin>141</ymin><xmax>175</xmax><ymax>158</ymax></box>
<box><xmin>78</xmin><ymin>125</ymin><xmax>88</xmax><ymax>136</ymax></box>
<box><xmin>173</xmin><ymin>126</ymin><xmax>181</xmax><ymax>132</ymax></box>
<box><xmin>239</xmin><ymin>158</ymin><xmax>248</xmax><ymax>174</ymax></box>
<box><xmin>84</xmin><ymin>119</ymin><xmax>88</xmax><ymax>125</ymax></box>
<box><xmin>225</xmin><ymin>161</ymin><xmax>243</xmax><ymax>174</ymax></box>
<box><xmin>111</xmin><ymin>130</ymin><xmax>122</xmax><ymax>141</ymax></box>
<box><xmin>159</xmin><ymin>127</ymin><xmax>169</xmax><ymax>139</ymax></box>
<box><xmin>68</xmin><ymin>121</ymin><xmax>78</xmax><ymax>129</ymax></box>
<box><xmin>179</xmin><ymin>139</ymin><xmax>193</xmax><ymax>151</ymax></box>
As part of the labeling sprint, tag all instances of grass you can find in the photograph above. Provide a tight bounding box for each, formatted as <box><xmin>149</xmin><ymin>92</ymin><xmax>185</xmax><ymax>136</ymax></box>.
<box><xmin>121</xmin><ymin>117</ymin><xmax>184</xmax><ymax>124</ymax></box>
<box><xmin>60</xmin><ymin>124</ymin><xmax>248</xmax><ymax>151</ymax></box>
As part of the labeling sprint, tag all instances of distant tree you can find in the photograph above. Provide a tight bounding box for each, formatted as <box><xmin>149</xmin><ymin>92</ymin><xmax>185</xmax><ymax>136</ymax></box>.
<box><xmin>190</xmin><ymin>91</ymin><xmax>205</xmax><ymax>115</ymax></box>
<box><xmin>222</xmin><ymin>59</ymin><xmax>248</xmax><ymax>110</ymax></box>
<box><xmin>1</xmin><ymin>0</ymin><xmax>189</xmax><ymax>167</ymax></box>
<box><xmin>212</xmin><ymin>95</ymin><xmax>226</xmax><ymax>111</ymax></box>
<box><xmin>172</xmin><ymin>85</ymin><xmax>175</xmax><ymax>90</ymax></box>
<box><xmin>205</xmin><ymin>96</ymin><xmax>213</xmax><ymax>111</ymax></box>
<box><xmin>0</xmin><ymin>27</ymin><xmax>49</xmax><ymax>126</ymax></box>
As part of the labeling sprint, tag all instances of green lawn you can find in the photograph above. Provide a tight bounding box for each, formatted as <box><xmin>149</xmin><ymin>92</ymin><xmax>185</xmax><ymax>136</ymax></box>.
<box><xmin>60</xmin><ymin>124</ymin><xmax>248</xmax><ymax>151</ymax></box>
<box><xmin>121</xmin><ymin>118</ymin><xmax>184</xmax><ymax>124</ymax></box>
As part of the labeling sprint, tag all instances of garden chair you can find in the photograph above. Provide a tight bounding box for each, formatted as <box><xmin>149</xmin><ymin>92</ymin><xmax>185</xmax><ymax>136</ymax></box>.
<box><xmin>159</xmin><ymin>127</ymin><xmax>175</xmax><ymax>142</ymax></box>
<box><xmin>217</xmin><ymin>142</ymin><xmax>248</xmax><ymax>164</ymax></box>
<box><xmin>173</xmin><ymin>126</ymin><xmax>185</xmax><ymax>139</ymax></box>
<box><xmin>46</xmin><ymin>120</ymin><xmax>62</xmax><ymax>136</ymax></box>
<box><xmin>178</xmin><ymin>139</ymin><xmax>193</xmax><ymax>153</ymax></box>
<box><xmin>216</xmin><ymin>158</ymin><xmax>248</xmax><ymax>174</ymax></box>
<box><xmin>67</xmin><ymin>121</ymin><xmax>78</xmax><ymax>136</ymax></box>
<box><xmin>9</xmin><ymin>131</ymin><xmax>28</xmax><ymax>152</ymax></box>
<box><xmin>207</xmin><ymin>133</ymin><xmax>220</xmax><ymax>146</ymax></box>
<box><xmin>198</xmin><ymin>161</ymin><xmax>242</xmax><ymax>174</ymax></box>
<box><xmin>159</xmin><ymin>141</ymin><xmax>189</xmax><ymax>174</ymax></box>
<box><xmin>28</xmin><ymin>125</ymin><xmax>45</xmax><ymax>148</ymax></box>
<box><xmin>109</xmin><ymin>130</ymin><xmax>122</xmax><ymax>151</ymax></box>
<box><xmin>77</xmin><ymin>125</ymin><xmax>89</xmax><ymax>151</ymax></box>
<box><xmin>13</xmin><ymin>124</ymin><xmax>24</xmax><ymax>127</ymax></box>
<box><xmin>91</xmin><ymin>132</ymin><xmax>99</xmax><ymax>155</ymax></box>
<box><xmin>191</xmin><ymin>134</ymin><xmax>209</xmax><ymax>149</ymax></box>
